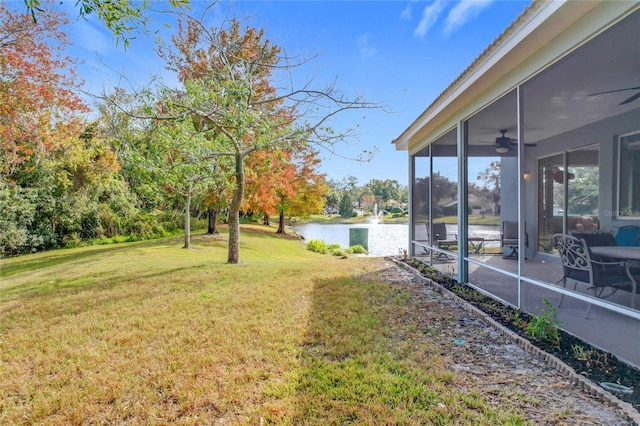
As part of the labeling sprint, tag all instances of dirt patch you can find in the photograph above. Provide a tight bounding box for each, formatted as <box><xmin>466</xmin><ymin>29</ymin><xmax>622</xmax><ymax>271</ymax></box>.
<box><xmin>373</xmin><ymin>258</ymin><xmax>639</xmax><ymax>425</ymax></box>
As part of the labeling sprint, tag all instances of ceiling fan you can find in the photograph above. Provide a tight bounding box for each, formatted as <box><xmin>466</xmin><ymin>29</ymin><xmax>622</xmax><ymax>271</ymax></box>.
<box><xmin>588</xmin><ymin>85</ymin><xmax>640</xmax><ymax>105</ymax></box>
<box><xmin>476</xmin><ymin>129</ymin><xmax>536</xmax><ymax>154</ymax></box>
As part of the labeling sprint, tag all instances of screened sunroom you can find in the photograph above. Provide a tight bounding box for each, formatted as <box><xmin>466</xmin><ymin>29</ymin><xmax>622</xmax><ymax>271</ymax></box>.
<box><xmin>394</xmin><ymin>1</ymin><xmax>640</xmax><ymax>367</ymax></box>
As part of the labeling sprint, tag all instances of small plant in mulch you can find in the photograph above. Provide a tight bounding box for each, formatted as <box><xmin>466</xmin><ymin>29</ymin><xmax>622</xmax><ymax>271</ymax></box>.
<box><xmin>572</xmin><ymin>344</ymin><xmax>613</xmax><ymax>373</ymax></box>
<box><xmin>525</xmin><ymin>298</ymin><xmax>560</xmax><ymax>348</ymax></box>
<box><xmin>402</xmin><ymin>258</ymin><xmax>640</xmax><ymax>411</ymax></box>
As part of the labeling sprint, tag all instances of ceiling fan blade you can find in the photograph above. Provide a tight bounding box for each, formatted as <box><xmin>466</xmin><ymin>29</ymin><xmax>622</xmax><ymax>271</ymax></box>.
<box><xmin>589</xmin><ymin>86</ymin><xmax>640</xmax><ymax>96</ymax></box>
<box><xmin>620</xmin><ymin>91</ymin><xmax>640</xmax><ymax>105</ymax></box>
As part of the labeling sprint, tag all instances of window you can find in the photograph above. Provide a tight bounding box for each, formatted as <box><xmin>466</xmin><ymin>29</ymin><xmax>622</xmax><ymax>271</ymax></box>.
<box><xmin>618</xmin><ymin>131</ymin><xmax>640</xmax><ymax>218</ymax></box>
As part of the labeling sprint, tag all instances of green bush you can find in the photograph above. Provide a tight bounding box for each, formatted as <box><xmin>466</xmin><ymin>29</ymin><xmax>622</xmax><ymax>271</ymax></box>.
<box><xmin>348</xmin><ymin>245</ymin><xmax>368</xmax><ymax>254</ymax></box>
<box><xmin>306</xmin><ymin>239</ymin><xmax>328</xmax><ymax>254</ymax></box>
<box><xmin>305</xmin><ymin>240</ymin><xmax>369</xmax><ymax>257</ymax></box>
<box><xmin>330</xmin><ymin>248</ymin><xmax>348</xmax><ymax>256</ymax></box>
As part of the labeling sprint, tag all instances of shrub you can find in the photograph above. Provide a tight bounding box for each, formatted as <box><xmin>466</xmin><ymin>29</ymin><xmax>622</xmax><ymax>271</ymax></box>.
<box><xmin>348</xmin><ymin>245</ymin><xmax>368</xmax><ymax>254</ymax></box>
<box><xmin>330</xmin><ymin>248</ymin><xmax>348</xmax><ymax>256</ymax></box>
<box><xmin>306</xmin><ymin>239</ymin><xmax>328</xmax><ymax>254</ymax></box>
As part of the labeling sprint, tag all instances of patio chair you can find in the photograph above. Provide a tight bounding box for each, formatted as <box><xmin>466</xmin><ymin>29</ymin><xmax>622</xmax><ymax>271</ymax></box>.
<box><xmin>552</xmin><ymin>233</ymin><xmax>635</xmax><ymax>318</ymax></box>
<box><xmin>570</xmin><ymin>231</ymin><xmax>616</xmax><ymax>246</ymax></box>
<box><xmin>426</xmin><ymin>222</ymin><xmax>457</xmax><ymax>256</ymax></box>
<box><xmin>572</xmin><ymin>230</ymin><xmax>640</xmax><ymax>275</ymax></box>
<box><xmin>615</xmin><ymin>226</ymin><xmax>640</xmax><ymax>247</ymax></box>
<box><xmin>501</xmin><ymin>221</ymin><xmax>528</xmax><ymax>259</ymax></box>
<box><xmin>570</xmin><ymin>231</ymin><xmax>616</xmax><ymax>261</ymax></box>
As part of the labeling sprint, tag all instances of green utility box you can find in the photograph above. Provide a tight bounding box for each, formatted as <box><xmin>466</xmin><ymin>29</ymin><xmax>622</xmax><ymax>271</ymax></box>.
<box><xmin>349</xmin><ymin>227</ymin><xmax>369</xmax><ymax>251</ymax></box>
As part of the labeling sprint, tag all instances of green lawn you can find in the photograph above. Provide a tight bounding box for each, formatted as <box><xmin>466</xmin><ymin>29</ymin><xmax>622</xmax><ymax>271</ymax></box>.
<box><xmin>1</xmin><ymin>225</ymin><xmax>525</xmax><ymax>424</ymax></box>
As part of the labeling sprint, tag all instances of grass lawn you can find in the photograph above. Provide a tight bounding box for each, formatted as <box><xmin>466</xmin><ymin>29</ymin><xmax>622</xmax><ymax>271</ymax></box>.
<box><xmin>1</xmin><ymin>225</ymin><xmax>524</xmax><ymax>424</ymax></box>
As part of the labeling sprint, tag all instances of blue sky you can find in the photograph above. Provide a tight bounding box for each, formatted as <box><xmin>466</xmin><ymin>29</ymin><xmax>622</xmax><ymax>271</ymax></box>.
<box><xmin>53</xmin><ymin>0</ymin><xmax>529</xmax><ymax>187</ymax></box>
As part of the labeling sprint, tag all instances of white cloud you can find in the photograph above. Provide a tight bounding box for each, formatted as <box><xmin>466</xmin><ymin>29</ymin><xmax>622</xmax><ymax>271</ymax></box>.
<box><xmin>443</xmin><ymin>0</ymin><xmax>494</xmax><ymax>36</ymax></box>
<box><xmin>400</xmin><ymin>4</ymin><xmax>412</xmax><ymax>20</ymax></box>
<box><xmin>414</xmin><ymin>0</ymin><xmax>446</xmax><ymax>39</ymax></box>
<box><xmin>71</xmin><ymin>18</ymin><xmax>113</xmax><ymax>56</ymax></box>
<box><xmin>357</xmin><ymin>33</ymin><xmax>377</xmax><ymax>58</ymax></box>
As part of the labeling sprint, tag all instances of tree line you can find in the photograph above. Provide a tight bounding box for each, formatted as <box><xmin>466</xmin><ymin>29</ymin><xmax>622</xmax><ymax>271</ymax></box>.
<box><xmin>326</xmin><ymin>177</ymin><xmax>408</xmax><ymax>219</ymax></box>
<box><xmin>1</xmin><ymin>3</ymin><xmax>382</xmax><ymax>261</ymax></box>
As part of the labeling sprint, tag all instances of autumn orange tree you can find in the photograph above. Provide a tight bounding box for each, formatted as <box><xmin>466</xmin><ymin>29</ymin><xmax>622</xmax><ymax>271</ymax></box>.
<box><xmin>0</xmin><ymin>5</ymin><xmax>94</xmax><ymax>255</ymax></box>
<box><xmin>242</xmin><ymin>140</ymin><xmax>327</xmax><ymax>234</ymax></box>
<box><xmin>243</xmin><ymin>148</ymin><xmax>294</xmax><ymax>227</ymax></box>
<box><xmin>273</xmin><ymin>143</ymin><xmax>327</xmax><ymax>234</ymax></box>
<box><xmin>147</xmin><ymin>11</ymin><xmax>379</xmax><ymax>264</ymax></box>
<box><xmin>1</xmin><ymin>6</ymin><xmax>173</xmax><ymax>256</ymax></box>
<box><xmin>0</xmin><ymin>5</ymin><xmax>88</xmax><ymax>181</ymax></box>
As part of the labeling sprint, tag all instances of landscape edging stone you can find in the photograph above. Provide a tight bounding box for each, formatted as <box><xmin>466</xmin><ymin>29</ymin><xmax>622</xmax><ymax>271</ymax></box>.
<box><xmin>387</xmin><ymin>256</ymin><xmax>640</xmax><ymax>426</ymax></box>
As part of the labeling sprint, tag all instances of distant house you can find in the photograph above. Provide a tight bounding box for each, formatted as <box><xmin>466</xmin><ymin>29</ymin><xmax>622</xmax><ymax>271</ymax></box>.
<box><xmin>393</xmin><ymin>2</ymin><xmax>640</xmax><ymax>366</ymax></box>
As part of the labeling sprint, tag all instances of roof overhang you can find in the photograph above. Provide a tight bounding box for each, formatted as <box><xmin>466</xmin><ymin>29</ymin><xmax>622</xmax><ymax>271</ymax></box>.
<box><xmin>391</xmin><ymin>0</ymin><xmax>631</xmax><ymax>152</ymax></box>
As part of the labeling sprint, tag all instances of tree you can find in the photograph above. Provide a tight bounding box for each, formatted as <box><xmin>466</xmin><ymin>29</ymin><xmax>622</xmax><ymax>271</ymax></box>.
<box><xmin>274</xmin><ymin>143</ymin><xmax>327</xmax><ymax>234</ymax></box>
<box><xmin>95</xmin><ymin>89</ymin><xmax>170</xmax><ymax>213</ymax></box>
<box><xmin>202</xmin><ymin>180</ymin><xmax>231</xmax><ymax>234</ymax></box>
<box><xmin>150</xmin><ymin>108</ymin><xmax>222</xmax><ymax>249</ymax></box>
<box><xmin>568</xmin><ymin>167</ymin><xmax>599</xmax><ymax>215</ymax></box>
<box><xmin>366</xmin><ymin>179</ymin><xmax>402</xmax><ymax>207</ymax></box>
<box><xmin>242</xmin><ymin>141</ymin><xmax>327</xmax><ymax>233</ymax></box>
<box><xmin>339</xmin><ymin>192</ymin><xmax>354</xmax><ymax>218</ymax></box>
<box><xmin>0</xmin><ymin>5</ymin><xmax>88</xmax><ymax>182</ymax></box>
<box><xmin>23</xmin><ymin>0</ymin><xmax>190</xmax><ymax>49</ymax></box>
<box><xmin>0</xmin><ymin>6</ymin><xmax>127</xmax><ymax>255</ymax></box>
<box><xmin>477</xmin><ymin>161</ymin><xmax>501</xmax><ymax>214</ymax></box>
<box><xmin>242</xmin><ymin>148</ymin><xmax>293</xmax><ymax>226</ymax></box>
<box><xmin>145</xmin><ymin>12</ymin><xmax>379</xmax><ymax>263</ymax></box>
<box><xmin>324</xmin><ymin>190</ymin><xmax>340</xmax><ymax>212</ymax></box>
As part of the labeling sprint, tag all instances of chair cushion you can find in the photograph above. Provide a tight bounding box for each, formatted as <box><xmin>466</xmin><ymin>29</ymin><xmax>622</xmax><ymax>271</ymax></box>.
<box><xmin>591</xmin><ymin>263</ymin><xmax>633</xmax><ymax>289</ymax></box>
<box><xmin>572</xmin><ymin>232</ymin><xmax>617</xmax><ymax>247</ymax></box>
<box><xmin>615</xmin><ymin>227</ymin><xmax>640</xmax><ymax>246</ymax></box>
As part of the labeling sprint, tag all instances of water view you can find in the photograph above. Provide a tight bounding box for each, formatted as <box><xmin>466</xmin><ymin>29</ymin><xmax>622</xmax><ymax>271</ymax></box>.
<box><xmin>291</xmin><ymin>223</ymin><xmax>409</xmax><ymax>256</ymax></box>
<box><xmin>291</xmin><ymin>223</ymin><xmax>503</xmax><ymax>257</ymax></box>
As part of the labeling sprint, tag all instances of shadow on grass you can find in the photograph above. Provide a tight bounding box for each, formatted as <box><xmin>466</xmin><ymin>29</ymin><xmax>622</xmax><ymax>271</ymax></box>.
<box><xmin>0</xmin><ymin>263</ymin><xmax>214</xmax><ymax>320</ymax></box>
<box><xmin>267</xmin><ymin>264</ymin><xmax>537</xmax><ymax>425</ymax></box>
<box><xmin>2</xmin><ymin>226</ymin><xmax>297</xmax><ymax>280</ymax></box>
<box><xmin>277</xmin><ymin>271</ymin><xmax>450</xmax><ymax>424</ymax></box>
<box><xmin>1</xmin><ymin>237</ymin><xmax>185</xmax><ymax>278</ymax></box>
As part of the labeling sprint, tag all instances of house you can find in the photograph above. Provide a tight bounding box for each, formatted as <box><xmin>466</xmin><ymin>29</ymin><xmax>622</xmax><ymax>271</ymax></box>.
<box><xmin>392</xmin><ymin>1</ymin><xmax>640</xmax><ymax>367</ymax></box>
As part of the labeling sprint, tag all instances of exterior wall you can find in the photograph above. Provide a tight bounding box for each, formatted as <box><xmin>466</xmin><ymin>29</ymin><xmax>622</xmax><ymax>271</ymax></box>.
<box><xmin>523</xmin><ymin>108</ymin><xmax>640</xmax><ymax>258</ymax></box>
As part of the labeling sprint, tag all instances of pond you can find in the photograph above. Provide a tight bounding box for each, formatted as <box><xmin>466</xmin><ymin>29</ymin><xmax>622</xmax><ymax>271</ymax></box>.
<box><xmin>291</xmin><ymin>223</ymin><xmax>503</xmax><ymax>257</ymax></box>
<box><xmin>291</xmin><ymin>223</ymin><xmax>408</xmax><ymax>257</ymax></box>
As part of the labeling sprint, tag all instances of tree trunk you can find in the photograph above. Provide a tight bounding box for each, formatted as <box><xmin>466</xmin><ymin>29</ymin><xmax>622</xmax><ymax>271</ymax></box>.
<box><xmin>207</xmin><ymin>208</ymin><xmax>219</xmax><ymax>234</ymax></box>
<box><xmin>263</xmin><ymin>213</ymin><xmax>270</xmax><ymax>226</ymax></box>
<box><xmin>184</xmin><ymin>186</ymin><xmax>192</xmax><ymax>249</ymax></box>
<box><xmin>276</xmin><ymin>208</ymin><xmax>286</xmax><ymax>234</ymax></box>
<box><xmin>227</xmin><ymin>153</ymin><xmax>244</xmax><ymax>263</ymax></box>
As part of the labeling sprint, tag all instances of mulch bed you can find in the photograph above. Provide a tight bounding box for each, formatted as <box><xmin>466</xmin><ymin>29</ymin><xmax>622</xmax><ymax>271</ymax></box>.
<box><xmin>400</xmin><ymin>257</ymin><xmax>640</xmax><ymax>414</ymax></box>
